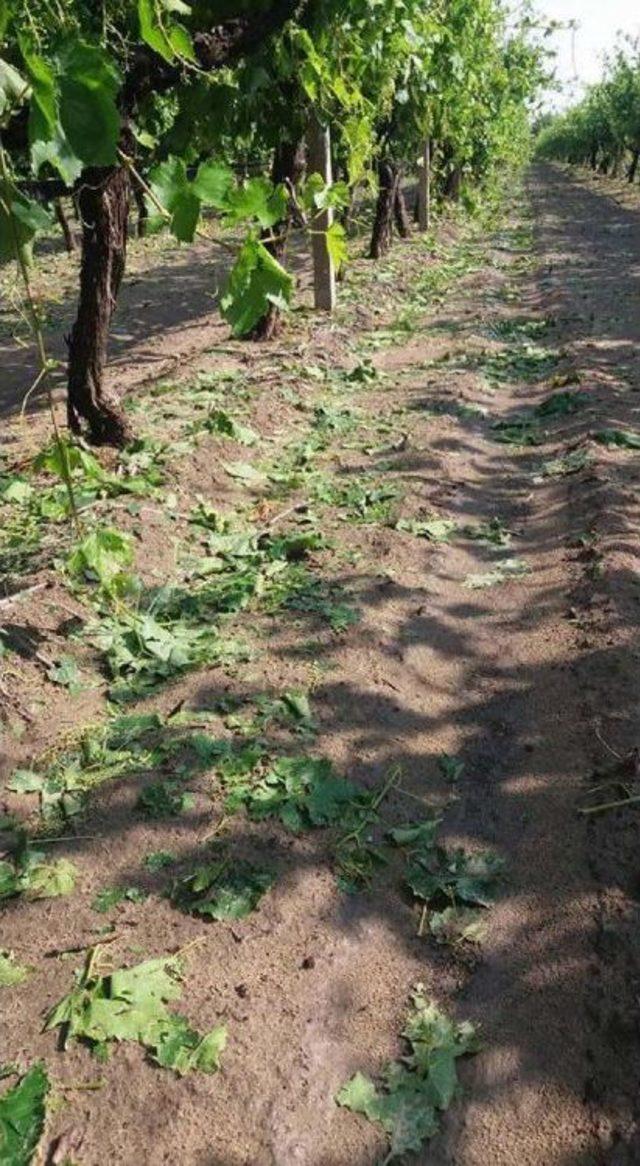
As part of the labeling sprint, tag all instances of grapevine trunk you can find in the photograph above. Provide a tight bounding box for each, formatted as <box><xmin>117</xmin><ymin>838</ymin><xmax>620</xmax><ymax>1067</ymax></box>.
<box><xmin>66</xmin><ymin>162</ymin><xmax>133</xmax><ymax>447</ymax></box>
<box><xmin>369</xmin><ymin>160</ymin><xmax>400</xmax><ymax>259</ymax></box>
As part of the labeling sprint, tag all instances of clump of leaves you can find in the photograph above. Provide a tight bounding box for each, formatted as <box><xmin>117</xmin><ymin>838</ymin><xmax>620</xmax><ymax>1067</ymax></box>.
<box><xmin>171</xmin><ymin>857</ymin><xmax>273</xmax><ymax>920</ymax></box>
<box><xmin>271</xmin><ymin>568</ymin><xmax>360</xmax><ymax>633</ymax></box>
<box><xmin>221</xmin><ymin>754</ymin><xmax>362</xmax><ymax>832</ymax></box>
<box><xmin>594</xmin><ymin>429</ymin><xmax>640</xmax><ymax>450</ymax></box>
<box><xmin>137</xmin><ymin>780</ymin><xmax>195</xmax><ymax>819</ymax></box>
<box><xmin>346</xmin><ymin>359</ymin><xmax>379</xmax><ymax>384</ymax></box>
<box><xmin>35</xmin><ymin>438</ymin><xmax>160</xmax><ymax>500</ymax></box>
<box><xmin>396</xmin><ymin>517</ymin><xmax>457</xmax><ymax>543</ymax></box>
<box><xmin>487</xmin><ymin>317</ymin><xmax>549</xmax><ymax>342</ymax></box>
<box><xmin>224</xmin><ymin>689</ymin><xmax>315</xmax><ymax>738</ymax></box>
<box><xmin>0</xmin><ymin>950</ymin><xmax>33</xmax><ymax>988</ymax></box>
<box><xmin>92</xmin><ymin>886</ymin><xmax>148</xmax><ymax>914</ymax></box>
<box><xmin>539</xmin><ymin>449</ymin><xmax>591</xmax><ymax>478</ymax></box>
<box><xmin>406</xmin><ymin>846</ymin><xmax>503</xmax><ymax>910</ymax></box>
<box><xmin>491</xmin><ymin>417</ymin><xmax>543</xmax><ymax>446</ymax></box>
<box><xmin>6</xmin><ymin>713</ymin><xmax>165</xmax><ymax>826</ymax></box>
<box><xmin>198</xmin><ymin>408</ymin><xmax>257</xmax><ymax>446</ymax></box>
<box><xmin>391</xmin><ymin>818</ymin><xmax>501</xmax><ymax>945</ymax></box>
<box><xmin>461</xmin><ymin>518</ymin><xmax>511</xmax><ymax>547</ymax></box>
<box><xmin>0</xmin><ymin>829</ymin><xmax>77</xmax><ymax>903</ymax></box>
<box><xmin>535</xmin><ymin>390</ymin><xmax>588</xmax><ymax>417</ymax></box>
<box><xmin>0</xmin><ymin>1063</ymin><xmax>49</xmax><ymax>1166</ymax></box>
<box><xmin>427</xmin><ymin>906</ymin><xmax>487</xmax><ymax>947</ymax></box>
<box><xmin>67</xmin><ymin>526</ymin><xmax>134</xmax><ymax>595</ymax></box>
<box><xmin>46</xmin><ymin>655</ymin><xmax>86</xmax><ymax>695</ymax></box>
<box><xmin>464</xmin><ymin>558</ymin><xmax>529</xmax><ymax>589</ymax></box>
<box><xmin>93</xmin><ymin>604</ymin><xmax>238</xmax><ymax>704</ymax></box>
<box><xmin>336</xmin><ymin>988</ymin><xmax>479</xmax><ymax>1161</ymax></box>
<box><xmin>334</xmin><ymin>770</ymin><xmax>398</xmax><ymax>892</ymax></box>
<box><xmin>45</xmin><ymin>948</ymin><xmax>227</xmax><ymax>1075</ymax></box>
<box><xmin>482</xmin><ymin>344</ymin><xmax>558</xmax><ymax>386</ymax></box>
<box><xmin>315</xmin><ymin>478</ymin><xmax>398</xmax><ymax>525</ymax></box>
<box><xmin>145</xmin><ymin>851</ymin><xmax>176</xmax><ymax>872</ymax></box>
<box><xmin>438</xmin><ymin>754</ymin><xmax>464</xmax><ymax>783</ymax></box>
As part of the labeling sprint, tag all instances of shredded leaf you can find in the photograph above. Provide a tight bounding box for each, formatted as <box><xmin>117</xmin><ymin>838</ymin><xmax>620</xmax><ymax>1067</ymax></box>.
<box><xmin>44</xmin><ymin>950</ymin><xmax>227</xmax><ymax>1075</ymax></box>
<box><xmin>337</xmin><ymin>989</ymin><xmax>479</xmax><ymax>1160</ymax></box>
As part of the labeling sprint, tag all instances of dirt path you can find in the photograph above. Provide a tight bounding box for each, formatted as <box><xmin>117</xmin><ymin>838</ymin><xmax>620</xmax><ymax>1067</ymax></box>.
<box><xmin>430</xmin><ymin>164</ymin><xmax>640</xmax><ymax>1164</ymax></box>
<box><xmin>1</xmin><ymin>165</ymin><xmax>640</xmax><ymax>1165</ymax></box>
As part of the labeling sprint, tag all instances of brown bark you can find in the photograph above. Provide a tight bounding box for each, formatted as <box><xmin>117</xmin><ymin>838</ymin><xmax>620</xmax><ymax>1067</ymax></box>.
<box><xmin>628</xmin><ymin>151</ymin><xmax>639</xmax><ymax>183</ymax></box>
<box><xmin>443</xmin><ymin>166</ymin><xmax>462</xmax><ymax>201</ymax></box>
<box><xmin>66</xmin><ymin>162</ymin><xmax>133</xmax><ymax>446</ymax></box>
<box><xmin>394</xmin><ymin>182</ymin><xmax>411</xmax><ymax>238</ymax></box>
<box><xmin>54</xmin><ymin>198</ymin><xmax>76</xmax><ymax>253</ymax></box>
<box><xmin>250</xmin><ymin>138</ymin><xmax>305</xmax><ymax>342</ymax></box>
<box><xmin>132</xmin><ymin>180</ymin><xmax>148</xmax><ymax>237</ymax></box>
<box><xmin>369</xmin><ymin>160</ymin><xmax>399</xmax><ymax>259</ymax></box>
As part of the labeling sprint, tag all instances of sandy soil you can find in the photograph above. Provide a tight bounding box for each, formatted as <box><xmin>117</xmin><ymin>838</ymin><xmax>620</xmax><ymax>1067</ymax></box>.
<box><xmin>1</xmin><ymin>164</ymin><xmax>639</xmax><ymax>1165</ymax></box>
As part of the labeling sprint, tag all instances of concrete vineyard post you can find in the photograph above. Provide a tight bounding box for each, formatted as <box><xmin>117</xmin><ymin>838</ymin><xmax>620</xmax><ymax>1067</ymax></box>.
<box><xmin>418</xmin><ymin>138</ymin><xmax>431</xmax><ymax>232</ymax></box>
<box><xmin>308</xmin><ymin>114</ymin><xmax>337</xmax><ymax>312</ymax></box>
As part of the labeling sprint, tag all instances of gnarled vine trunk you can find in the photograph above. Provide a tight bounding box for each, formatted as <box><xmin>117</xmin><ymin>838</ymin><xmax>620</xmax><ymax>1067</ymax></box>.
<box><xmin>67</xmin><ymin>162</ymin><xmax>133</xmax><ymax>447</ymax></box>
<box><xmin>628</xmin><ymin>151</ymin><xmax>639</xmax><ymax>184</ymax></box>
<box><xmin>394</xmin><ymin>182</ymin><xmax>411</xmax><ymax>238</ymax></box>
<box><xmin>250</xmin><ymin>137</ymin><xmax>305</xmax><ymax>342</ymax></box>
<box><xmin>369</xmin><ymin>159</ymin><xmax>400</xmax><ymax>259</ymax></box>
<box><xmin>133</xmin><ymin>180</ymin><xmax>148</xmax><ymax>237</ymax></box>
<box><xmin>54</xmin><ymin>199</ymin><xmax>76</xmax><ymax>253</ymax></box>
<box><xmin>443</xmin><ymin>166</ymin><xmax>462</xmax><ymax>201</ymax></box>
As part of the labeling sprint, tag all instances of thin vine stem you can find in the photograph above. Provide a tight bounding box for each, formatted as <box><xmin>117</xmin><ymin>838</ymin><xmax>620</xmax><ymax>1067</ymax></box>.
<box><xmin>0</xmin><ymin>137</ymin><xmax>80</xmax><ymax>533</ymax></box>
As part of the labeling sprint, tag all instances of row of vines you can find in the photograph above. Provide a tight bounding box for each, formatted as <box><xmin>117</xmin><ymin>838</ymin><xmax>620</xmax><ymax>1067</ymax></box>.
<box><xmin>1</xmin><ymin>0</ymin><xmax>548</xmax><ymax>448</ymax></box>
<box><xmin>536</xmin><ymin>35</ymin><xmax>640</xmax><ymax>181</ymax></box>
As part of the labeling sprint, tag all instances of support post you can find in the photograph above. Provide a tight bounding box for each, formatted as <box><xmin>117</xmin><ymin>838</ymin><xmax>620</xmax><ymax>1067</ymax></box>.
<box><xmin>307</xmin><ymin>113</ymin><xmax>336</xmax><ymax>312</ymax></box>
<box><xmin>418</xmin><ymin>138</ymin><xmax>431</xmax><ymax>232</ymax></box>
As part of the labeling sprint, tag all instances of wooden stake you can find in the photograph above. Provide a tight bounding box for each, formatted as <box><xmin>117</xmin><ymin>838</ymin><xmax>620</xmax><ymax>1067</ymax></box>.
<box><xmin>418</xmin><ymin>138</ymin><xmax>431</xmax><ymax>232</ymax></box>
<box><xmin>307</xmin><ymin>113</ymin><xmax>336</xmax><ymax>312</ymax></box>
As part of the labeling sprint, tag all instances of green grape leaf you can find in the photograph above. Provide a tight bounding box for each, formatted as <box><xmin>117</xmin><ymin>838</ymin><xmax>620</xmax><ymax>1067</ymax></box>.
<box><xmin>0</xmin><ymin>182</ymin><xmax>50</xmax><ymax>266</ymax></box>
<box><xmin>221</xmin><ymin>237</ymin><xmax>293</xmax><ymax>337</ymax></box>
<box><xmin>224</xmin><ymin>178</ymin><xmax>288</xmax><ymax>228</ymax></box>
<box><xmin>0</xmin><ymin>57</ymin><xmax>28</xmax><ymax>119</ymax></box>
<box><xmin>337</xmin><ymin>991</ymin><xmax>478</xmax><ymax>1160</ymax></box>
<box><xmin>325</xmin><ymin>220</ymin><xmax>348</xmax><ymax>269</ymax></box>
<box><xmin>192</xmin><ymin>159</ymin><xmax>234</xmax><ymax>208</ymax></box>
<box><xmin>45</xmin><ymin>951</ymin><xmax>225</xmax><ymax>1074</ymax></box>
<box><xmin>170</xmin><ymin>186</ymin><xmax>201</xmax><ymax>242</ymax></box>
<box><xmin>58</xmin><ymin>41</ymin><xmax>120</xmax><ymax>166</ymax></box>
<box><xmin>67</xmin><ymin>526</ymin><xmax>133</xmax><ymax>589</ymax></box>
<box><xmin>19</xmin><ymin>42</ymin><xmax>57</xmax><ymax>143</ymax></box>
<box><xmin>31</xmin><ymin>125</ymin><xmax>82</xmax><ymax>185</ymax></box>
<box><xmin>171</xmin><ymin>859</ymin><xmax>273</xmax><ymax>920</ymax></box>
<box><xmin>153</xmin><ymin>1018</ymin><xmax>227</xmax><ymax>1074</ymax></box>
<box><xmin>0</xmin><ymin>1063</ymin><xmax>49</xmax><ymax>1166</ymax></box>
<box><xmin>25</xmin><ymin>857</ymin><xmax>76</xmax><ymax>899</ymax></box>
<box><xmin>138</xmin><ymin>0</ymin><xmax>195</xmax><ymax>63</ymax></box>
<box><xmin>0</xmin><ymin>951</ymin><xmax>33</xmax><ymax>988</ymax></box>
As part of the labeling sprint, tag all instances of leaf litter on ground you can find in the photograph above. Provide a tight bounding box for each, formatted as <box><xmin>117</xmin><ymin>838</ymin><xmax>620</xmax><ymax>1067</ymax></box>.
<box><xmin>171</xmin><ymin>856</ymin><xmax>273</xmax><ymax>920</ymax></box>
<box><xmin>464</xmin><ymin>558</ymin><xmax>529</xmax><ymax>589</ymax></box>
<box><xmin>45</xmin><ymin>947</ymin><xmax>227</xmax><ymax>1075</ymax></box>
<box><xmin>336</xmin><ymin>987</ymin><xmax>479</xmax><ymax>1162</ymax></box>
<box><xmin>0</xmin><ymin>951</ymin><xmax>33</xmax><ymax>988</ymax></box>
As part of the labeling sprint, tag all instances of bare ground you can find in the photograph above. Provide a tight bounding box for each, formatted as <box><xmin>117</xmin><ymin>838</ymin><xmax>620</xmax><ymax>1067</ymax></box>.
<box><xmin>1</xmin><ymin>163</ymin><xmax>640</xmax><ymax>1165</ymax></box>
